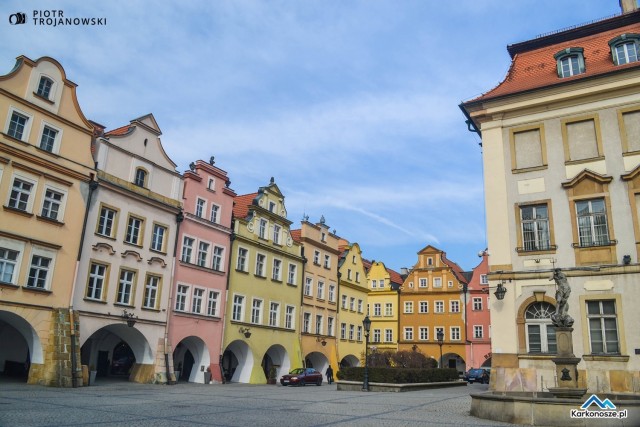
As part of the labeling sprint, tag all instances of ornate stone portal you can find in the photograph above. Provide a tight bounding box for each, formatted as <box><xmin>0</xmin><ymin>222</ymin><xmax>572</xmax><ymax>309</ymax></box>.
<box><xmin>547</xmin><ymin>269</ymin><xmax>587</xmax><ymax>399</ymax></box>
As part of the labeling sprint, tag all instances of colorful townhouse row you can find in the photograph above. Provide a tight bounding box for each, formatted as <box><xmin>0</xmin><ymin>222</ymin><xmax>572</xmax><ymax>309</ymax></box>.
<box><xmin>0</xmin><ymin>55</ymin><xmax>491</xmax><ymax>387</ymax></box>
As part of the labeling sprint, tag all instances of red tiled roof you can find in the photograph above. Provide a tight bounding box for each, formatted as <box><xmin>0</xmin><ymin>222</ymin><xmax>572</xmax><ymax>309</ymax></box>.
<box><xmin>441</xmin><ymin>253</ymin><xmax>467</xmax><ymax>284</ymax></box>
<box><xmin>233</xmin><ymin>193</ymin><xmax>258</xmax><ymax>219</ymax></box>
<box><xmin>471</xmin><ymin>18</ymin><xmax>640</xmax><ymax>103</ymax></box>
<box><xmin>290</xmin><ymin>229</ymin><xmax>301</xmax><ymax>243</ymax></box>
<box><xmin>386</xmin><ymin>267</ymin><xmax>404</xmax><ymax>286</ymax></box>
<box><xmin>104</xmin><ymin>124</ymin><xmax>131</xmax><ymax>136</ymax></box>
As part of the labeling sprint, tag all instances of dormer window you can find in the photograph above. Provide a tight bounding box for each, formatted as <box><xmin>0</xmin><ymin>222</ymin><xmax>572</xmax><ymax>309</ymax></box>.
<box><xmin>554</xmin><ymin>48</ymin><xmax>585</xmax><ymax>78</ymax></box>
<box><xmin>134</xmin><ymin>167</ymin><xmax>148</xmax><ymax>187</ymax></box>
<box><xmin>609</xmin><ymin>34</ymin><xmax>640</xmax><ymax>65</ymax></box>
<box><xmin>36</xmin><ymin>76</ymin><xmax>54</xmax><ymax>99</ymax></box>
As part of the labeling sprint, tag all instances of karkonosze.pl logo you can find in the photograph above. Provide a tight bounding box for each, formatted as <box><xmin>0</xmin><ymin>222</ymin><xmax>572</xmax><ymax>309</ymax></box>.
<box><xmin>570</xmin><ymin>394</ymin><xmax>628</xmax><ymax>419</ymax></box>
<box><xmin>8</xmin><ymin>10</ymin><xmax>106</xmax><ymax>26</ymax></box>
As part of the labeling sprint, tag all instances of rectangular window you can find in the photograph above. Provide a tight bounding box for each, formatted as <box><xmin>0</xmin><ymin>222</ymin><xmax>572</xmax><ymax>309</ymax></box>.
<box><xmin>404</xmin><ymin>327</ymin><xmax>413</xmax><ymax>341</ymax></box>
<box><xmin>255</xmin><ymin>254</ymin><xmax>265</xmax><ymax>276</ymax></box>
<box><xmin>9</xmin><ymin>178</ymin><xmax>33</xmax><ymax>211</ymax></box>
<box><xmin>587</xmin><ymin>300</ymin><xmax>619</xmax><ymax>354</ymax></box>
<box><xmin>86</xmin><ymin>262</ymin><xmax>106</xmax><ymax>299</ymax></box>
<box><xmin>210</xmin><ymin>204</ymin><xmax>219</xmax><ymax>223</ymax></box>
<box><xmin>195</xmin><ymin>198</ymin><xmax>205</xmax><ymax>217</ymax></box>
<box><xmin>143</xmin><ymin>275</ymin><xmax>160</xmax><ymax>309</ymax></box>
<box><xmin>287</xmin><ymin>264</ymin><xmax>297</xmax><ymax>285</ymax></box>
<box><xmin>303</xmin><ymin>312</ymin><xmax>311</xmax><ymax>333</ymax></box>
<box><xmin>258</xmin><ymin>219</ymin><xmax>267</xmax><ymax>239</ymax></box>
<box><xmin>151</xmin><ymin>224</ymin><xmax>167</xmax><ymax>252</ymax></box>
<box><xmin>419</xmin><ymin>301</ymin><xmax>428</xmax><ymax>313</ymax></box>
<box><xmin>269</xmin><ymin>302</ymin><xmax>279</xmax><ymax>327</ymax></box>
<box><xmin>474</xmin><ymin>325</ymin><xmax>484</xmax><ymax>339</ymax></box>
<box><xmin>419</xmin><ymin>327</ymin><xmax>428</xmax><ymax>341</ymax></box>
<box><xmin>435</xmin><ymin>301</ymin><xmax>444</xmax><ymax>313</ymax></box>
<box><xmin>181</xmin><ymin>237</ymin><xmax>194</xmax><ymax>263</ymax></box>
<box><xmin>125</xmin><ymin>216</ymin><xmax>143</xmax><ymax>246</ymax></box>
<box><xmin>8</xmin><ymin>111</ymin><xmax>28</xmax><ymax>140</ymax></box>
<box><xmin>357</xmin><ymin>299</ymin><xmax>363</xmax><ymax>313</ymax></box>
<box><xmin>341</xmin><ymin>294</ymin><xmax>347</xmax><ymax>309</ymax></box>
<box><xmin>355</xmin><ymin>272</ymin><xmax>360</xmax><ymax>282</ymax></box>
<box><xmin>450</xmin><ymin>300</ymin><xmax>460</xmax><ymax>313</ymax></box>
<box><xmin>212</xmin><ymin>246</ymin><xmax>224</xmax><ymax>271</ymax></box>
<box><xmin>237</xmin><ymin>247</ymin><xmax>248</xmax><ymax>271</ymax></box>
<box><xmin>272</xmin><ymin>224</ymin><xmax>281</xmax><ymax>244</ymax></box>
<box><xmin>41</xmin><ymin>188</ymin><xmax>64</xmax><ymax>220</ymax></box>
<box><xmin>480</xmin><ymin>274</ymin><xmax>488</xmax><ymax>285</ymax></box>
<box><xmin>197</xmin><ymin>242</ymin><xmax>209</xmax><ymax>267</ymax></box>
<box><xmin>340</xmin><ymin>323</ymin><xmax>346</xmax><ymax>340</ymax></box>
<box><xmin>373</xmin><ymin>303</ymin><xmax>381</xmax><ymax>316</ymax></box>
<box><xmin>37</xmin><ymin>77</ymin><xmax>53</xmax><ymax>99</ymax></box>
<box><xmin>251</xmin><ymin>299</ymin><xmax>263</xmax><ymax>324</ymax></box>
<box><xmin>314</xmin><ymin>251</ymin><xmax>320</xmax><ymax>265</ymax></box>
<box><xmin>576</xmin><ymin>199</ymin><xmax>610</xmax><ymax>247</ymax></box>
<box><xmin>419</xmin><ymin>278</ymin><xmax>427</xmax><ymax>288</ymax></box>
<box><xmin>272</xmin><ymin>259</ymin><xmax>282</xmax><ymax>281</ymax></box>
<box><xmin>207</xmin><ymin>177</ymin><xmax>215</xmax><ymax>191</ymax></box>
<box><xmin>232</xmin><ymin>295</ymin><xmax>244</xmax><ymax>321</ymax></box>
<box><xmin>0</xmin><ymin>248</ymin><xmax>19</xmax><ymax>284</ymax></box>
<box><xmin>512</xmin><ymin>127</ymin><xmax>544</xmax><ymax>170</ymax></box>
<box><xmin>349</xmin><ymin>324</ymin><xmax>354</xmax><ymax>340</ymax></box>
<box><xmin>404</xmin><ymin>301</ymin><xmax>413</xmax><ymax>314</ymax></box>
<box><xmin>316</xmin><ymin>281</ymin><xmax>324</xmax><ymax>299</ymax></box>
<box><xmin>433</xmin><ymin>278</ymin><xmax>442</xmax><ymax>288</ymax></box>
<box><xmin>357</xmin><ymin>325</ymin><xmax>362</xmax><ymax>341</ymax></box>
<box><xmin>97</xmin><ymin>206</ymin><xmax>117</xmax><ymax>237</ymax></box>
<box><xmin>39</xmin><ymin>126</ymin><xmax>58</xmax><ymax>152</ymax></box>
<box><xmin>349</xmin><ymin>297</ymin><xmax>355</xmax><ymax>311</ymax></box>
<box><xmin>207</xmin><ymin>290</ymin><xmax>219</xmax><ymax>316</ymax></box>
<box><xmin>315</xmin><ymin>315</ymin><xmax>323</xmax><ymax>335</ymax></box>
<box><xmin>521</xmin><ymin>204</ymin><xmax>550</xmax><ymax>251</ymax></box>
<box><xmin>175</xmin><ymin>285</ymin><xmax>188</xmax><ymax>311</ymax></box>
<box><xmin>473</xmin><ymin>297</ymin><xmax>483</xmax><ymax>311</ymax></box>
<box><xmin>304</xmin><ymin>277</ymin><xmax>313</xmax><ymax>296</ymax></box>
<box><xmin>328</xmin><ymin>284</ymin><xmax>336</xmax><ymax>302</ymax></box>
<box><xmin>116</xmin><ymin>269</ymin><xmax>135</xmax><ymax>305</ymax></box>
<box><xmin>285</xmin><ymin>306</ymin><xmax>295</xmax><ymax>329</ymax></box>
<box><xmin>371</xmin><ymin>279</ymin><xmax>377</xmax><ymax>288</ymax></box>
<box><xmin>323</xmin><ymin>254</ymin><xmax>330</xmax><ymax>269</ymax></box>
<box><xmin>385</xmin><ymin>303</ymin><xmax>393</xmax><ymax>316</ymax></box>
<box><xmin>327</xmin><ymin>317</ymin><xmax>334</xmax><ymax>336</ymax></box>
<box><xmin>385</xmin><ymin>329</ymin><xmax>393</xmax><ymax>343</ymax></box>
<box><xmin>192</xmin><ymin>288</ymin><xmax>204</xmax><ymax>314</ymax></box>
<box><xmin>450</xmin><ymin>327</ymin><xmax>461</xmax><ymax>341</ymax></box>
<box><xmin>379</xmin><ymin>279</ymin><xmax>385</xmax><ymax>288</ymax></box>
<box><xmin>565</xmin><ymin>118</ymin><xmax>600</xmax><ymax>161</ymax></box>
<box><xmin>621</xmin><ymin>109</ymin><xmax>640</xmax><ymax>153</ymax></box>
<box><xmin>373</xmin><ymin>329</ymin><xmax>381</xmax><ymax>343</ymax></box>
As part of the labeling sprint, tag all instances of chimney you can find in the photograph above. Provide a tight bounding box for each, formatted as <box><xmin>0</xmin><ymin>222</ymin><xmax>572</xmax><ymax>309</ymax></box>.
<box><xmin>620</xmin><ymin>0</ymin><xmax>638</xmax><ymax>13</ymax></box>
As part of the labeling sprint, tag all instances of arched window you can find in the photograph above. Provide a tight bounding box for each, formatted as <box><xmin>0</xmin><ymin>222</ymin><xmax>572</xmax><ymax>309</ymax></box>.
<box><xmin>37</xmin><ymin>76</ymin><xmax>54</xmax><ymax>99</ymax></box>
<box><xmin>609</xmin><ymin>33</ymin><xmax>640</xmax><ymax>65</ymax></box>
<box><xmin>554</xmin><ymin>47</ymin><xmax>585</xmax><ymax>78</ymax></box>
<box><xmin>134</xmin><ymin>168</ymin><xmax>147</xmax><ymax>187</ymax></box>
<box><xmin>525</xmin><ymin>302</ymin><xmax>556</xmax><ymax>353</ymax></box>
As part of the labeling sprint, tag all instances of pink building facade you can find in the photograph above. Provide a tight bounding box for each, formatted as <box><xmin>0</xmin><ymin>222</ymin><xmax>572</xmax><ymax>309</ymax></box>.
<box><xmin>465</xmin><ymin>253</ymin><xmax>492</xmax><ymax>370</ymax></box>
<box><xmin>169</xmin><ymin>159</ymin><xmax>235</xmax><ymax>383</ymax></box>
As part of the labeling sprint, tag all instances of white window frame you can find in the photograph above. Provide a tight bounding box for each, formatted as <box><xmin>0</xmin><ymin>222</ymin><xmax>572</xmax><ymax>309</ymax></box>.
<box><xmin>272</xmin><ymin>223</ymin><xmax>281</xmax><ymax>244</ymax></box>
<box><xmin>116</xmin><ymin>269</ymin><xmax>135</xmax><ymax>305</ymax></box>
<box><xmin>97</xmin><ymin>205</ymin><xmax>117</xmax><ymax>238</ymax></box>
<box><xmin>419</xmin><ymin>301</ymin><xmax>428</xmax><ymax>313</ymax></box>
<box><xmin>435</xmin><ymin>300</ymin><xmax>444</xmax><ymax>313</ymax></box>
<box><xmin>207</xmin><ymin>290</ymin><xmax>219</xmax><ymax>317</ymax></box>
<box><xmin>269</xmin><ymin>302</ymin><xmax>280</xmax><ymax>327</ymax></box>
<box><xmin>404</xmin><ymin>301</ymin><xmax>413</xmax><ymax>314</ymax></box>
<box><xmin>175</xmin><ymin>284</ymin><xmax>189</xmax><ymax>311</ymax></box>
<box><xmin>450</xmin><ymin>326</ymin><xmax>461</xmax><ymax>341</ymax></box>
<box><xmin>255</xmin><ymin>253</ymin><xmax>266</xmax><ymax>277</ymax></box>
<box><xmin>473</xmin><ymin>297</ymin><xmax>483</xmax><ymax>311</ymax></box>
<box><xmin>317</xmin><ymin>281</ymin><xmax>324</xmax><ymax>299</ymax></box>
<box><xmin>272</xmin><ymin>258</ymin><xmax>282</xmax><ymax>281</ymax></box>
<box><xmin>404</xmin><ymin>327</ymin><xmax>413</xmax><ymax>341</ymax></box>
<box><xmin>232</xmin><ymin>294</ymin><xmax>245</xmax><ymax>322</ymax></box>
<box><xmin>433</xmin><ymin>277</ymin><xmax>442</xmax><ymax>288</ymax></box>
<box><xmin>38</xmin><ymin>120</ymin><xmax>63</xmax><ymax>154</ymax></box>
<box><xmin>181</xmin><ymin>236</ymin><xmax>195</xmax><ymax>263</ymax></box>
<box><xmin>195</xmin><ymin>198</ymin><xmax>206</xmax><ymax>218</ymax></box>
<box><xmin>373</xmin><ymin>303</ymin><xmax>381</xmax><ymax>316</ymax></box>
<box><xmin>419</xmin><ymin>278</ymin><xmax>427</xmax><ymax>288</ymax></box>
<box><xmin>212</xmin><ymin>246</ymin><xmax>224</xmax><ymax>271</ymax></box>
<box><xmin>236</xmin><ymin>247</ymin><xmax>248</xmax><ymax>271</ymax></box>
<box><xmin>304</xmin><ymin>277</ymin><xmax>313</xmax><ymax>296</ymax></box>
<box><xmin>303</xmin><ymin>312</ymin><xmax>311</xmax><ymax>333</ymax></box>
<box><xmin>285</xmin><ymin>305</ymin><xmax>295</xmax><ymax>329</ymax></box>
<box><xmin>385</xmin><ymin>302</ymin><xmax>393</xmax><ymax>317</ymax></box>
<box><xmin>0</xmin><ymin>238</ymin><xmax>24</xmax><ymax>285</ymax></box>
<box><xmin>385</xmin><ymin>329</ymin><xmax>393</xmax><ymax>343</ymax></box>
<box><xmin>328</xmin><ymin>284</ymin><xmax>336</xmax><ymax>302</ymax></box>
<box><xmin>287</xmin><ymin>263</ymin><xmax>297</xmax><ymax>285</ymax></box>
<box><xmin>5</xmin><ymin>106</ymin><xmax>33</xmax><ymax>142</ymax></box>
<box><xmin>143</xmin><ymin>274</ymin><xmax>160</xmax><ymax>309</ymax></box>
<box><xmin>419</xmin><ymin>327</ymin><xmax>429</xmax><ymax>341</ymax></box>
<box><xmin>26</xmin><ymin>246</ymin><xmax>56</xmax><ymax>290</ymax></box>
<box><xmin>192</xmin><ymin>287</ymin><xmax>205</xmax><ymax>314</ymax></box>
<box><xmin>40</xmin><ymin>184</ymin><xmax>67</xmax><ymax>222</ymax></box>
<box><xmin>258</xmin><ymin>218</ymin><xmax>268</xmax><ymax>239</ymax></box>
<box><xmin>7</xmin><ymin>174</ymin><xmax>37</xmax><ymax>213</ymax></box>
<box><xmin>450</xmin><ymin>300</ymin><xmax>460</xmax><ymax>313</ymax></box>
<box><xmin>251</xmin><ymin>298</ymin><xmax>263</xmax><ymax>324</ymax></box>
<box><xmin>474</xmin><ymin>325</ymin><xmax>483</xmax><ymax>339</ymax></box>
<box><xmin>209</xmin><ymin>203</ymin><xmax>220</xmax><ymax>224</ymax></box>
<box><xmin>86</xmin><ymin>261</ymin><xmax>107</xmax><ymax>299</ymax></box>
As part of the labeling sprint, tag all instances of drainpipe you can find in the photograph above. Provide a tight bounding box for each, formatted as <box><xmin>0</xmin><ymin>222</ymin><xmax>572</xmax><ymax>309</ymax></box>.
<box><xmin>164</xmin><ymin>210</ymin><xmax>183</xmax><ymax>385</ymax></box>
<box><xmin>69</xmin><ymin>176</ymin><xmax>98</xmax><ymax>388</ymax></box>
<box><xmin>220</xmin><ymin>220</ymin><xmax>236</xmax><ymax>384</ymax></box>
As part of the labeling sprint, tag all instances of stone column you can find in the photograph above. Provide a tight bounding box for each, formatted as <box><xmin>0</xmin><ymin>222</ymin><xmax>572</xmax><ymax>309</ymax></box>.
<box><xmin>548</xmin><ymin>327</ymin><xmax>587</xmax><ymax>399</ymax></box>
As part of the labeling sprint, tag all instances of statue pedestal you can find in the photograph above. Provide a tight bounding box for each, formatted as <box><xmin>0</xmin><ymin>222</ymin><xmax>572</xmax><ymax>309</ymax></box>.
<box><xmin>549</xmin><ymin>327</ymin><xmax>586</xmax><ymax>399</ymax></box>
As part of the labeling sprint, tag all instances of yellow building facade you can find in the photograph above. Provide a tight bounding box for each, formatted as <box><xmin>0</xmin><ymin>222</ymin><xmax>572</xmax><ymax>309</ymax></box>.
<box><xmin>400</xmin><ymin>245</ymin><xmax>467</xmax><ymax>372</ymax></box>
<box><xmin>365</xmin><ymin>261</ymin><xmax>401</xmax><ymax>352</ymax></box>
<box><xmin>222</xmin><ymin>179</ymin><xmax>304</xmax><ymax>383</ymax></box>
<box><xmin>336</xmin><ymin>242</ymin><xmax>368</xmax><ymax>368</ymax></box>
<box><xmin>292</xmin><ymin>216</ymin><xmax>340</xmax><ymax>376</ymax></box>
<box><xmin>0</xmin><ymin>56</ymin><xmax>95</xmax><ymax>386</ymax></box>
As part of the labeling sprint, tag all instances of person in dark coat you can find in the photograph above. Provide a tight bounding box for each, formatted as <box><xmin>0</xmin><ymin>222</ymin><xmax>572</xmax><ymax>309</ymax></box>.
<box><xmin>326</xmin><ymin>366</ymin><xmax>334</xmax><ymax>384</ymax></box>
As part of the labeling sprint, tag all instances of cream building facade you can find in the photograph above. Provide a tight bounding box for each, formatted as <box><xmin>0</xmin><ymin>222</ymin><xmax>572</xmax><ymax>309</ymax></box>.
<box><xmin>461</xmin><ymin>7</ymin><xmax>640</xmax><ymax>393</ymax></box>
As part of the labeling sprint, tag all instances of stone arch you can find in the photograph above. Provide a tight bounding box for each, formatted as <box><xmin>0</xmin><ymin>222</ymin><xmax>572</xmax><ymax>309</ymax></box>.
<box><xmin>173</xmin><ymin>336</ymin><xmax>210</xmax><ymax>383</ymax></box>
<box><xmin>339</xmin><ymin>354</ymin><xmax>360</xmax><ymax>368</ymax></box>
<box><xmin>262</xmin><ymin>344</ymin><xmax>289</xmax><ymax>381</ymax></box>
<box><xmin>222</xmin><ymin>340</ymin><xmax>254</xmax><ymax>383</ymax></box>
<box><xmin>516</xmin><ymin>293</ymin><xmax>556</xmax><ymax>353</ymax></box>
<box><xmin>0</xmin><ymin>310</ymin><xmax>44</xmax><ymax>382</ymax></box>
<box><xmin>304</xmin><ymin>351</ymin><xmax>329</xmax><ymax>375</ymax></box>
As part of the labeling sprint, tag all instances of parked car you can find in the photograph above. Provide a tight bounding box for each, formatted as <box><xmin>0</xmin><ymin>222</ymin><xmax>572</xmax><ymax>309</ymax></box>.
<box><xmin>464</xmin><ymin>368</ymin><xmax>490</xmax><ymax>384</ymax></box>
<box><xmin>280</xmin><ymin>368</ymin><xmax>323</xmax><ymax>386</ymax></box>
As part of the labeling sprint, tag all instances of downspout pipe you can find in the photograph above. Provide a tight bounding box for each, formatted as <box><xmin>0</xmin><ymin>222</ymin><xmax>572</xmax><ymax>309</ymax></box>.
<box><xmin>69</xmin><ymin>176</ymin><xmax>98</xmax><ymax>387</ymax></box>
<box><xmin>164</xmin><ymin>210</ymin><xmax>184</xmax><ymax>385</ymax></box>
<box><xmin>220</xmin><ymin>219</ymin><xmax>236</xmax><ymax>384</ymax></box>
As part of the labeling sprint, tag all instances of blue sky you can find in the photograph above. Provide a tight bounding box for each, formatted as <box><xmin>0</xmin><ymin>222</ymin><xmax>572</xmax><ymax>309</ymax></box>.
<box><xmin>1</xmin><ymin>1</ymin><xmax>618</xmax><ymax>272</ymax></box>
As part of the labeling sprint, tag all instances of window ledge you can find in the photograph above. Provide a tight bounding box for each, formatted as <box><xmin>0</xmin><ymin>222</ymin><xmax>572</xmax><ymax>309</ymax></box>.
<box><xmin>123</xmin><ymin>241</ymin><xmax>144</xmax><ymax>249</ymax></box>
<box><xmin>516</xmin><ymin>246</ymin><xmax>557</xmax><ymax>254</ymax></box>
<box><xmin>583</xmin><ymin>354</ymin><xmax>629</xmax><ymax>362</ymax></box>
<box><xmin>33</xmin><ymin>92</ymin><xmax>55</xmax><ymax>104</ymax></box>
<box><xmin>1</xmin><ymin>132</ymin><xmax>29</xmax><ymax>145</ymax></box>
<box><xmin>511</xmin><ymin>165</ymin><xmax>548</xmax><ymax>174</ymax></box>
<box><xmin>83</xmin><ymin>297</ymin><xmax>107</xmax><ymax>304</ymax></box>
<box><xmin>271</xmin><ymin>278</ymin><xmax>283</xmax><ymax>284</ymax></box>
<box><xmin>253</xmin><ymin>274</ymin><xmax>267</xmax><ymax>280</ymax></box>
<box><xmin>149</xmin><ymin>248</ymin><xmax>168</xmax><ymax>256</ymax></box>
<box><xmin>3</xmin><ymin>205</ymin><xmax>34</xmax><ymax>217</ymax></box>
<box><xmin>95</xmin><ymin>233</ymin><xmax>117</xmax><ymax>241</ymax></box>
<box><xmin>23</xmin><ymin>285</ymin><xmax>52</xmax><ymax>294</ymax></box>
<box><xmin>235</xmin><ymin>269</ymin><xmax>249</xmax><ymax>274</ymax></box>
<box><xmin>0</xmin><ymin>281</ymin><xmax>19</xmax><ymax>289</ymax></box>
<box><xmin>36</xmin><ymin>215</ymin><xmax>64</xmax><ymax>226</ymax></box>
<box><xmin>35</xmin><ymin>146</ymin><xmax>59</xmax><ymax>157</ymax></box>
<box><xmin>113</xmin><ymin>302</ymin><xmax>135</xmax><ymax>309</ymax></box>
<box><xmin>572</xmin><ymin>240</ymin><xmax>617</xmax><ymax>248</ymax></box>
<box><xmin>141</xmin><ymin>307</ymin><xmax>161</xmax><ymax>313</ymax></box>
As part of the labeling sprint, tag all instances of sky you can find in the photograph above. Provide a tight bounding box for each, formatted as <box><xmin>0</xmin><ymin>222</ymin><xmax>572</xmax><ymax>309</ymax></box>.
<box><xmin>0</xmin><ymin>0</ymin><xmax>619</xmax><ymax>273</ymax></box>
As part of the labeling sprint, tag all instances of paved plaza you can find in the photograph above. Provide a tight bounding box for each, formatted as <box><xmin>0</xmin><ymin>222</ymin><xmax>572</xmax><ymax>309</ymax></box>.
<box><xmin>0</xmin><ymin>380</ymin><xmax>527</xmax><ymax>427</ymax></box>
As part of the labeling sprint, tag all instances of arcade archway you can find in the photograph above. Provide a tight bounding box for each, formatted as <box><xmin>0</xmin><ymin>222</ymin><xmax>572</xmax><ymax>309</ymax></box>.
<box><xmin>173</xmin><ymin>336</ymin><xmax>210</xmax><ymax>383</ymax></box>
<box><xmin>222</xmin><ymin>340</ymin><xmax>254</xmax><ymax>383</ymax></box>
<box><xmin>0</xmin><ymin>311</ymin><xmax>43</xmax><ymax>382</ymax></box>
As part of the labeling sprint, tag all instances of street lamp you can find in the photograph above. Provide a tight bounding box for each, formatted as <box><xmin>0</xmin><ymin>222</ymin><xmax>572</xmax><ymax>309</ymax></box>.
<box><xmin>437</xmin><ymin>329</ymin><xmax>444</xmax><ymax>368</ymax></box>
<box><xmin>362</xmin><ymin>315</ymin><xmax>371</xmax><ymax>391</ymax></box>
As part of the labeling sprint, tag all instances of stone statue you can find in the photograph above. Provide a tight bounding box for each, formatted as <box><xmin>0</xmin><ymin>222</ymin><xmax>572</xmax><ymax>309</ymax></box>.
<box><xmin>550</xmin><ymin>268</ymin><xmax>574</xmax><ymax>327</ymax></box>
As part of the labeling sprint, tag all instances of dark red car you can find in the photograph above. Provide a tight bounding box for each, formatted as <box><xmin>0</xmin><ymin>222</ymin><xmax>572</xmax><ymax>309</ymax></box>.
<box><xmin>280</xmin><ymin>368</ymin><xmax>323</xmax><ymax>386</ymax></box>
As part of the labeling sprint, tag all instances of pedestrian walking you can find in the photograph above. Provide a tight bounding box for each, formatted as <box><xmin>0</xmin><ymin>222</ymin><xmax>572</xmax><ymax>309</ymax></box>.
<box><xmin>326</xmin><ymin>365</ymin><xmax>334</xmax><ymax>385</ymax></box>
